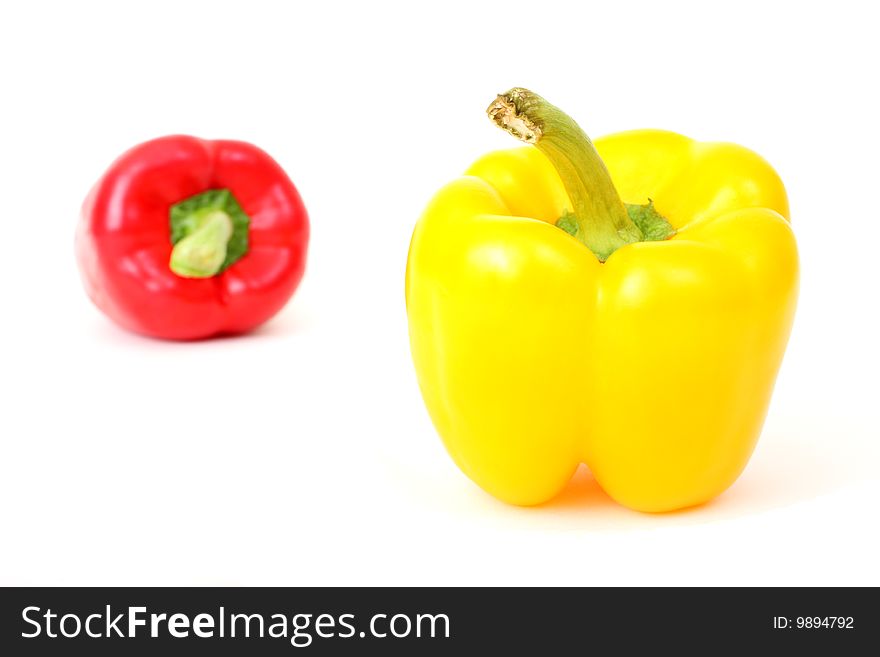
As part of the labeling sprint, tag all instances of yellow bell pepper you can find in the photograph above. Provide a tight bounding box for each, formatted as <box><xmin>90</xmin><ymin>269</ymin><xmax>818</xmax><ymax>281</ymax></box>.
<box><xmin>405</xmin><ymin>88</ymin><xmax>798</xmax><ymax>512</ymax></box>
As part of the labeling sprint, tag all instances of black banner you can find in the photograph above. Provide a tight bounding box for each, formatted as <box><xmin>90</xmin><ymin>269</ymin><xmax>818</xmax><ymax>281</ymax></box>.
<box><xmin>0</xmin><ymin>587</ymin><xmax>875</xmax><ymax>654</ymax></box>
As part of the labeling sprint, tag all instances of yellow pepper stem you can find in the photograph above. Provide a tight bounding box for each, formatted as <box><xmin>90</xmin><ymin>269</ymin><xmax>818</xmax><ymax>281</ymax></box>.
<box><xmin>487</xmin><ymin>88</ymin><xmax>643</xmax><ymax>262</ymax></box>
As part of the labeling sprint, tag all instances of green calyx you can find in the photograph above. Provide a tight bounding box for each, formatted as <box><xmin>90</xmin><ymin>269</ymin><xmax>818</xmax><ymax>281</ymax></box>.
<box><xmin>169</xmin><ymin>189</ymin><xmax>250</xmax><ymax>278</ymax></box>
<box><xmin>556</xmin><ymin>200</ymin><xmax>674</xmax><ymax>243</ymax></box>
<box><xmin>487</xmin><ymin>88</ymin><xmax>675</xmax><ymax>261</ymax></box>
<box><xmin>625</xmin><ymin>200</ymin><xmax>675</xmax><ymax>242</ymax></box>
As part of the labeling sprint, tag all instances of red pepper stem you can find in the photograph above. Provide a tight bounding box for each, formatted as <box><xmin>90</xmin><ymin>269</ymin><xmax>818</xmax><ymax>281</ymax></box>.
<box><xmin>487</xmin><ymin>88</ymin><xmax>642</xmax><ymax>262</ymax></box>
<box><xmin>169</xmin><ymin>210</ymin><xmax>234</xmax><ymax>278</ymax></box>
<box><xmin>167</xmin><ymin>188</ymin><xmax>250</xmax><ymax>278</ymax></box>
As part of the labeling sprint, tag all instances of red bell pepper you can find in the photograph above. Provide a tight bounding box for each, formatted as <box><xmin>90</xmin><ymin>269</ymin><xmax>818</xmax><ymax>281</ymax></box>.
<box><xmin>76</xmin><ymin>135</ymin><xmax>308</xmax><ymax>340</ymax></box>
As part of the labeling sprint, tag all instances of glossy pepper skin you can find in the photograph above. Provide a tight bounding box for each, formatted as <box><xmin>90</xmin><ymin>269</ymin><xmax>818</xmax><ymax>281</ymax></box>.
<box><xmin>77</xmin><ymin>135</ymin><xmax>308</xmax><ymax>340</ymax></box>
<box><xmin>406</xmin><ymin>126</ymin><xmax>798</xmax><ymax>512</ymax></box>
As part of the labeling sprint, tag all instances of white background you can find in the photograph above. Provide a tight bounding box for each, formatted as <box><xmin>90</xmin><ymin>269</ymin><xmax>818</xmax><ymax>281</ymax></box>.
<box><xmin>1</xmin><ymin>0</ymin><xmax>877</xmax><ymax>586</ymax></box>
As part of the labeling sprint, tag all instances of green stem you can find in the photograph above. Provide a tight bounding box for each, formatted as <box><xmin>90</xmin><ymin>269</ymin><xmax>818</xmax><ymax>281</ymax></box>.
<box><xmin>169</xmin><ymin>211</ymin><xmax>234</xmax><ymax>277</ymax></box>
<box><xmin>168</xmin><ymin>188</ymin><xmax>251</xmax><ymax>278</ymax></box>
<box><xmin>486</xmin><ymin>88</ymin><xmax>643</xmax><ymax>262</ymax></box>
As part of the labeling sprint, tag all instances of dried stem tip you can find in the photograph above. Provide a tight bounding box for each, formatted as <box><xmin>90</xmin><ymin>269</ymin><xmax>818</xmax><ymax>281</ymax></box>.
<box><xmin>486</xmin><ymin>89</ymin><xmax>543</xmax><ymax>144</ymax></box>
